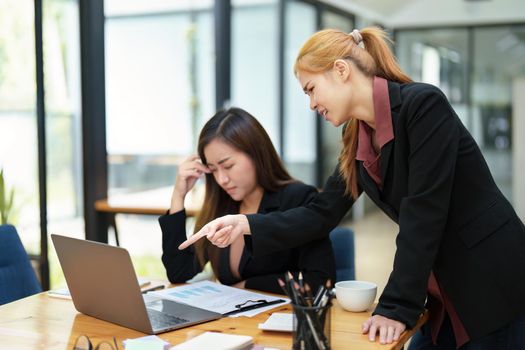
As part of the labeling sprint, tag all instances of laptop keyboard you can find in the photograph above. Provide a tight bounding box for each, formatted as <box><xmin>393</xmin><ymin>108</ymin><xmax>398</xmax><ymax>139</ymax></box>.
<box><xmin>147</xmin><ymin>308</ymin><xmax>189</xmax><ymax>328</ymax></box>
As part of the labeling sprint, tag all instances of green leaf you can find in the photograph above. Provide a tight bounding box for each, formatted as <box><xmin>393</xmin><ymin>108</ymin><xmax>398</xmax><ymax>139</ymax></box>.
<box><xmin>0</xmin><ymin>168</ymin><xmax>6</xmax><ymax>223</ymax></box>
<box><xmin>0</xmin><ymin>168</ymin><xmax>15</xmax><ymax>224</ymax></box>
<box><xmin>6</xmin><ymin>188</ymin><xmax>14</xmax><ymax>222</ymax></box>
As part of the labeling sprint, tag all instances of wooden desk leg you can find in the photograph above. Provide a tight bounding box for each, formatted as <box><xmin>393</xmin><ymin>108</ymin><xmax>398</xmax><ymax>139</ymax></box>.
<box><xmin>108</xmin><ymin>213</ymin><xmax>120</xmax><ymax>247</ymax></box>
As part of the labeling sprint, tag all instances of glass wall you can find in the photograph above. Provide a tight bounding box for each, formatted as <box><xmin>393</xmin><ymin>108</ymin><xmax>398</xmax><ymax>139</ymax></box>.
<box><xmin>471</xmin><ymin>25</ymin><xmax>525</xmax><ymax>200</ymax></box>
<box><xmin>283</xmin><ymin>1</ymin><xmax>316</xmax><ymax>184</ymax></box>
<box><xmin>105</xmin><ymin>1</ymin><xmax>215</xmax><ymax>194</ymax></box>
<box><xmin>0</xmin><ymin>0</ymin><xmax>39</xmax><ymax>253</ymax></box>
<box><xmin>231</xmin><ymin>0</ymin><xmax>279</xmax><ymax>150</ymax></box>
<box><xmin>396</xmin><ymin>25</ymin><xmax>525</xmax><ymax>201</ymax></box>
<box><xmin>0</xmin><ymin>0</ymin><xmax>82</xmax><ymax>287</ymax></box>
<box><xmin>104</xmin><ymin>0</ymin><xmax>215</xmax><ymax>278</ymax></box>
<box><xmin>44</xmin><ymin>0</ymin><xmax>83</xmax><ymax>287</ymax></box>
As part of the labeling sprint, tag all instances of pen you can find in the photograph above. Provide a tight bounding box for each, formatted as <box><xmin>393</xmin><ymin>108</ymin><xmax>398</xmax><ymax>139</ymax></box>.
<box><xmin>141</xmin><ymin>285</ymin><xmax>165</xmax><ymax>294</ymax></box>
<box><xmin>222</xmin><ymin>299</ymin><xmax>285</xmax><ymax>316</ymax></box>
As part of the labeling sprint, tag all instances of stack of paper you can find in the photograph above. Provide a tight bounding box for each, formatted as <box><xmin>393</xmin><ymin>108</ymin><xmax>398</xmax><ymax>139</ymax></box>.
<box><xmin>170</xmin><ymin>332</ymin><xmax>253</xmax><ymax>350</ymax></box>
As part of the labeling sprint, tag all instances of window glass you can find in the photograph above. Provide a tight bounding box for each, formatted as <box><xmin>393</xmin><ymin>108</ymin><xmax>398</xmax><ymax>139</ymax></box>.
<box><xmin>396</xmin><ymin>26</ymin><xmax>525</xmax><ymax>201</ymax></box>
<box><xmin>471</xmin><ymin>25</ymin><xmax>525</xmax><ymax>200</ymax></box>
<box><xmin>104</xmin><ymin>0</ymin><xmax>214</xmax><ymax>278</ymax></box>
<box><xmin>231</xmin><ymin>0</ymin><xmax>279</xmax><ymax>150</ymax></box>
<box><xmin>105</xmin><ymin>1</ymin><xmax>214</xmax><ymax>193</ymax></box>
<box><xmin>283</xmin><ymin>1</ymin><xmax>316</xmax><ymax>184</ymax></box>
<box><xmin>0</xmin><ymin>0</ymin><xmax>40</xmax><ymax>254</ymax></box>
<box><xmin>44</xmin><ymin>0</ymin><xmax>84</xmax><ymax>287</ymax></box>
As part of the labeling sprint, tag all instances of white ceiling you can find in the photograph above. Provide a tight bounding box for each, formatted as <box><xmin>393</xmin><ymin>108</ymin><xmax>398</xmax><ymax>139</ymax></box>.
<box><xmin>323</xmin><ymin>0</ymin><xmax>525</xmax><ymax>28</ymax></box>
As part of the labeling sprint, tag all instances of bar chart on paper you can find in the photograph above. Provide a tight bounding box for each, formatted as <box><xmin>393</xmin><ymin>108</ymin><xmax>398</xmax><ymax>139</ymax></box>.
<box><xmin>168</xmin><ymin>284</ymin><xmax>222</xmax><ymax>299</ymax></box>
<box><xmin>151</xmin><ymin>281</ymin><xmax>289</xmax><ymax>317</ymax></box>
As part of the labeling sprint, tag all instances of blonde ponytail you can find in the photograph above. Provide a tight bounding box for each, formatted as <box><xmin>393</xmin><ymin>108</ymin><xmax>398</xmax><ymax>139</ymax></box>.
<box><xmin>360</xmin><ymin>27</ymin><xmax>412</xmax><ymax>83</ymax></box>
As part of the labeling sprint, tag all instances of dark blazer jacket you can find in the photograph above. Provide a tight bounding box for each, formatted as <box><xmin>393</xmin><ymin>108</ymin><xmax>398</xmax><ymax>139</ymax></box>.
<box><xmin>247</xmin><ymin>81</ymin><xmax>525</xmax><ymax>340</ymax></box>
<box><xmin>160</xmin><ymin>182</ymin><xmax>335</xmax><ymax>295</ymax></box>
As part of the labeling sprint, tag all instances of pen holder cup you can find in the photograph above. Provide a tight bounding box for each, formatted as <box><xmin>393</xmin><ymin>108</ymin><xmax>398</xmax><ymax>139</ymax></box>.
<box><xmin>291</xmin><ymin>301</ymin><xmax>331</xmax><ymax>350</ymax></box>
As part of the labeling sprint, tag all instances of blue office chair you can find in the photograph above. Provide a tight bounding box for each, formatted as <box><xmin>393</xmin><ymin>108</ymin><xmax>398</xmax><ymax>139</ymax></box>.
<box><xmin>0</xmin><ymin>224</ymin><xmax>42</xmax><ymax>305</ymax></box>
<box><xmin>329</xmin><ymin>226</ymin><xmax>355</xmax><ymax>282</ymax></box>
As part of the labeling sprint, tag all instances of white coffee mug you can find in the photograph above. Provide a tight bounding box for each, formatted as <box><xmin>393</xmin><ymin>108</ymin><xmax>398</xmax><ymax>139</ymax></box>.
<box><xmin>335</xmin><ymin>280</ymin><xmax>377</xmax><ymax>312</ymax></box>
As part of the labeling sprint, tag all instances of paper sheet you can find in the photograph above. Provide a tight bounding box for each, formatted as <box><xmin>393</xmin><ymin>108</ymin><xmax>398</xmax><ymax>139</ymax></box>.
<box><xmin>170</xmin><ymin>331</ymin><xmax>252</xmax><ymax>350</ymax></box>
<box><xmin>150</xmin><ymin>281</ymin><xmax>289</xmax><ymax>317</ymax></box>
<box><xmin>123</xmin><ymin>335</ymin><xmax>171</xmax><ymax>350</ymax></box>
<box><xmin>258</xmin><ymin>313</ymin><xmax>294</xmax><ymax>332</ymax></box>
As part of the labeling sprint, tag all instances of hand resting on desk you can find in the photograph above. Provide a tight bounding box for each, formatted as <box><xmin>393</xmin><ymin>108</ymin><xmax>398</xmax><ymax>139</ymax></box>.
<box><xmin>362</xmin><ymin>314</ymin><xmax>406</xmax><ymax>345</ymax></box>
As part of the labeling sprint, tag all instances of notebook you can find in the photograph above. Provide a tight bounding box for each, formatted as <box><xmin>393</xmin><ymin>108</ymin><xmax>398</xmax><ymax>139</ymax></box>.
<box><xmin>51</xmin><ymin>234</ymin><xmax>222</xmax><ymax>334</ymax></box>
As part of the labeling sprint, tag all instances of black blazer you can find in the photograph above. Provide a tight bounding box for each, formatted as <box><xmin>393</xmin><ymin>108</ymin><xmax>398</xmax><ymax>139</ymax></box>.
<box><xmin>159</xmin><ymin>182</ymin><xmax>335</xmax><ymax>295</ymax></box>
<box><xmin>247</xmin><ymin>81</ymin><xmax>525</xmax><ymax>340</ymax></box>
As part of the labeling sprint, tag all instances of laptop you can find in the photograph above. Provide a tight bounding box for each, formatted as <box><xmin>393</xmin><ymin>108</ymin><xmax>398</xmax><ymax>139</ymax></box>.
<box><xmin>51</xmin><ymin>234</ymin><xmax>222</xmax><ymax>334</ymax></box>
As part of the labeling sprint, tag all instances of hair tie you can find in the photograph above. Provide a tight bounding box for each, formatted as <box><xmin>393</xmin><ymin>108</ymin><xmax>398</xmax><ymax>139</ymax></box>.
<box><xmin>350</xmin><ymin>29</ymin><xmax>363</xmax><ymax>46</ymax></box>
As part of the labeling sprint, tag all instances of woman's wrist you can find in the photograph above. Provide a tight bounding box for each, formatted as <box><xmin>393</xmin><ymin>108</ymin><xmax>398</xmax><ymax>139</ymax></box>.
<box><xmin>170</xmin><ymin>192</ymin><xmax>186</xmax><ymax>214</ymax></box>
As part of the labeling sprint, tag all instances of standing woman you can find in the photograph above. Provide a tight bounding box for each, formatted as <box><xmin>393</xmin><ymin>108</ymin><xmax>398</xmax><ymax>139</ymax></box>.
<box><xmin>160</xmin><ymin>107</ymin><xmax>335</xmax><ymax>295</ymax></box>
<box><xmin>179</xmin><ymin>28</ymin><xmax>525</xmax><ymax>349</ymax></box>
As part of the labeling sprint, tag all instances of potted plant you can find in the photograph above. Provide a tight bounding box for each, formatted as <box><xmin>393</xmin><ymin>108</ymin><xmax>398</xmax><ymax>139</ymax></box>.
<box><xmin>0</xmin><ymin>168</ymin><xmax>15</xmax><ymax>225</ymax></box>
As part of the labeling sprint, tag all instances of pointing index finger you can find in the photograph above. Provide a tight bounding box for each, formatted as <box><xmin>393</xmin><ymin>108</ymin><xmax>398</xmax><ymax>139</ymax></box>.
<box><xmin>178</xmin><ymin>229</ymin><xmax>207</xmax><ymax>250</ymax></box>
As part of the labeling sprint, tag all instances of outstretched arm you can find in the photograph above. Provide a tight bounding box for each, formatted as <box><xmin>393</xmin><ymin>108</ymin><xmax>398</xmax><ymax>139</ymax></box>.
<box><xmin>178</xmin><ymin>214</ymin><xmax>250</xmax><ymax>250</ymax></box>
<box><xmin>179</xmin><ymin>164</ymin><xmax>357</xmax><ymax>254</ymax></box>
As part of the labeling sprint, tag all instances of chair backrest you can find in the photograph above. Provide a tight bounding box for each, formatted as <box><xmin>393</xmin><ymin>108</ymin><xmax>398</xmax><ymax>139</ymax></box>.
<box><xmin>0</xmin><ymin>224</ymin><xmax>42</xmax><ymax>305</ymax></box>
<box><xmin>329</xmin><ymin>227</ymin><xmax>355</xmax><ymax>282</ymax></box>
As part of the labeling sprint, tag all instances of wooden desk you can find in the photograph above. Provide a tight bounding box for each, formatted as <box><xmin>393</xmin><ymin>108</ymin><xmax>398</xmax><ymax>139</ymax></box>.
<box><xmin>0</xmin><ymin>291</ymin><xmax>427</xmax><ymax>350</ymax></box>
<box><xmin>94</xmin><ymin>186</ymin><xmax>203</xmax><ymax>217</ymax></box>
<box><xmin>94</xmin><ymin>186</ymin><xmax>204</xmax><ymax>245</ymax></box>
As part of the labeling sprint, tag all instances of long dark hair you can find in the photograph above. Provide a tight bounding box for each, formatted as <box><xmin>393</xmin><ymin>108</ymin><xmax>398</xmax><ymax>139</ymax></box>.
<box><xmin>193</xmin><ymin>107</ymin><xmax>294</xmax><ymax>276</ymax></box>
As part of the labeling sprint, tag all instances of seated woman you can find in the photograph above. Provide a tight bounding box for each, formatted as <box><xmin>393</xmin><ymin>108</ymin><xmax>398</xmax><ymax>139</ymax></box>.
<box><xmin>159</xmin><ymin>107</ymin><xmax>335</xmax><ymax>294</ymax></box>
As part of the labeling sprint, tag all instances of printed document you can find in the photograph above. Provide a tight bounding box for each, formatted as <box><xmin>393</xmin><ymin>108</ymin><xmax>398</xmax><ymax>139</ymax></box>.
<box><xmin>150</xmin><ymin>281</ymin><xmax>289</xmax><ymax>317</ymax></box>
